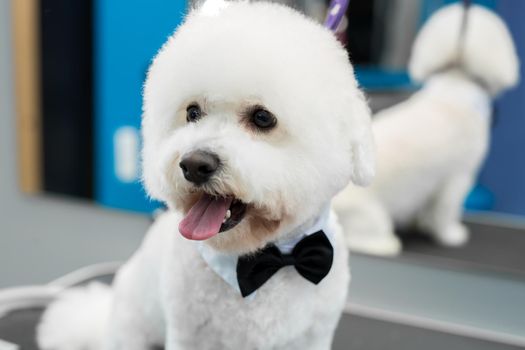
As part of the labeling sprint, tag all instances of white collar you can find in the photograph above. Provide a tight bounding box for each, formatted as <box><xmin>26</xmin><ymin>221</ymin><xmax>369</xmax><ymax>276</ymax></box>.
<box><xmin>425</xmin><ymin>72</ymin><xmax>491</xmax><ymax>118</ymax></box>
<box><xmin>197</xmin><ymin>205</ymin><xmax>335</xmax><ymax>299</ymax></box>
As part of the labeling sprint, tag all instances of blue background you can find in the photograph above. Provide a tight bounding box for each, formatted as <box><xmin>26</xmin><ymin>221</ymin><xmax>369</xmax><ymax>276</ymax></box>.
<box><xmin>94</xmin><ymin>0</ymin><xmax>186</xmax><ymax>213</ymax></box>
<box><xmin>478</xmin><ymin>0</ymin><xmax>525</xmax><ymax>216</ymax></box>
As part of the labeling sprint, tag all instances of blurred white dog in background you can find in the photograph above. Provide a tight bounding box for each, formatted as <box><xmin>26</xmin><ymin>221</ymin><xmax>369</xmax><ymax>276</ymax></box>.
<box><xmin>37</xmin><ymin>1</ymin><xmax>375</xmax><ymax>349</ymax></box>
<box><xmin>334</xmin><ymin>3</ymin><xmax>520</xmax><ymax>256</ymax></box>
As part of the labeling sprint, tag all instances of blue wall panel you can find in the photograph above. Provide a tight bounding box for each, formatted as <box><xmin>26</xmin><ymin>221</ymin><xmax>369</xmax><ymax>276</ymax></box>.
<box><xmin>479</xmin><ymin>0</ymin><xmax>525</xmax><ymax>215</ymax></box>
<box><xmin>94</xmin><ymin>0</ymin><xmax>186</xmax><ymax>213</ymax></box>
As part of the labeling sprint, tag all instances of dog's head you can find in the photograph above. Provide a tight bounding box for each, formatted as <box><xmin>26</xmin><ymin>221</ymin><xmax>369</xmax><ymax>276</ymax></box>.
<box><xmin>409</xmin><ymin>3</ymin><xmax>520</xmax><ymax>96</ymax></box>
<box><xmin>142</xmin><ymin>0</ymin><xmax>374</xmax><ymax>253</ymax></box>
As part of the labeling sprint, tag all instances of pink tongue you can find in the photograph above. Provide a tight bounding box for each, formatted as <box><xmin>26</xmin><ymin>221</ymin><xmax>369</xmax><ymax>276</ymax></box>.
<box><xmin>179</xmin><ymin>194</ymin><xmax>233</xmax><ymax>241</ymax></box>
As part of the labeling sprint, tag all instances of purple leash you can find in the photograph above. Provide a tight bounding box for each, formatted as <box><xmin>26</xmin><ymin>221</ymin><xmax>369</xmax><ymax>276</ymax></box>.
<box><xmin>324</xmin><ymin>0</ymin><xmax>350</xmax><ymax>31</ymax></box>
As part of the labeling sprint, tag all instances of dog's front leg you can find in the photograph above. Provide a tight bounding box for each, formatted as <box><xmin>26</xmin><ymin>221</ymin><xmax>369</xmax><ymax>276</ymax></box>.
<box><xmin>103</xmin><ymin>296</ymin><xmax>157</xmax><ymax>350</ymax></box>
<box><xmin>334</xmin><ymin>188</ymin><xmax>401</xmax><ymax>256</ymax></box>
<box><xmin>417</xmin><ymin>173</ymin><xmax>473</xmax><ymax>246</ymax></box>
<box><xmin>104</xmin><ymin>250</ymin><xmax>166</xmax><ymax>350</ymax></box>
<box><xmin>164</xmin><ymin>329</ymin><xmax>182</xmax><ymax>350</ymax></box>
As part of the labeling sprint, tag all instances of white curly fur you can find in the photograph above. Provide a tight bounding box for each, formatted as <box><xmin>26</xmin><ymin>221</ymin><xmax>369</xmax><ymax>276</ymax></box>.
<box><xmin>37</xmin><ymin>283</ymin><xmax>112</xmax><ymax>350</ymax></box>
<box><xmin>37</xmin><ymin>1</ymin><xmax>374</xmax><ymax>349</ymax></box>
<box><xmin>334</xmin><ymin>4</ymin><xmax>520</xmax><ymax>256</ymax></box>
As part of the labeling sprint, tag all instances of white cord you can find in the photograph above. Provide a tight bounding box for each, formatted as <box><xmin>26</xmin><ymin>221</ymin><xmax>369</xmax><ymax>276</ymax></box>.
<box><xmin>0</xmin><ymin>285</ymin><xmax>61</xmax><ymax>317</ymax></box>
<box><xmin>49</xmin><ymin>261</ymin><xmax>121</xmax><ymax>288</ymax></box>
<box><xmin>0</xmin><ymin>338</ymin><xmax>19</xmax><ymax>350</ymax></box>
<box><xmin>0</xmin><ymin>262</ymin><xmax>121</xmax><ymax>317</ymax></box>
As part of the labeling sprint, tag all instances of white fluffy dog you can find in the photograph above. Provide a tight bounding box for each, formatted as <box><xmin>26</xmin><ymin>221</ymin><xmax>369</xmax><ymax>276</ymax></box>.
<box><xmin>334</xmin><ymin>3</ymin><xmax>520</xmax><ymax>256</ymax></box>
<box><xmin>37</xmin><ymin>1</ymin><xmax>375</xmax><ymax>349</ymax></box>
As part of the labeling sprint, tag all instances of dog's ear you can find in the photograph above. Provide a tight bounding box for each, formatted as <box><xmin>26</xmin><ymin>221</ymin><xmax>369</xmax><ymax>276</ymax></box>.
<box><xmin>347</xmin><ymin>90</ymin><xmax>375</xmax><ymax>187</ymax></box>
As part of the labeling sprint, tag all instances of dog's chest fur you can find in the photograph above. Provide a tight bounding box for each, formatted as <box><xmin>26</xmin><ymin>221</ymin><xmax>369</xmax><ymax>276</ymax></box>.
<box><xmin>138</xmin><ymin>212</ymin><xmax>350</xmax><ymax>349</ymax></box>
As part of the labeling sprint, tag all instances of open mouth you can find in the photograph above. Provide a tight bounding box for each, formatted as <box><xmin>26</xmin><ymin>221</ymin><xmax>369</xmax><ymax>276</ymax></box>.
<box><xmin>178</xmin><ymin>193</ymin><xmax>247</xmax><ymax>241</ymax></box>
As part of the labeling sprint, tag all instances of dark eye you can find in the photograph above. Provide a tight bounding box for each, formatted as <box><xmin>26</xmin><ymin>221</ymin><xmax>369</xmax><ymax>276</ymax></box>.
<box><xmin>186</xmin><ymin>104</ymin><xmax>202</xmax><ymax>123</ymax></box>
<box><xmin>251</xmin><ymin>108</ymin><xmax>277</xmax><ymax>130</ymax></box>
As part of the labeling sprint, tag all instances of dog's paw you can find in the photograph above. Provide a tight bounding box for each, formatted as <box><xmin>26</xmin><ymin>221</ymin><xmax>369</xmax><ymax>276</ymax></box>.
<box><xmin>347</xmin><ymin>232</ymin><xmax>402</xmax><ymax>256</ymax></box>
<box><xmin>434</xmin><ymin>223</ymin><xmax>470</xmax><ymax>247</ymax></box>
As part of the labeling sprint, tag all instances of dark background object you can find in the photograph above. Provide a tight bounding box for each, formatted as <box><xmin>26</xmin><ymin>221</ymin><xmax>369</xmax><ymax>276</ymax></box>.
<box><xmin>345</xmin><ymin>0</ymin><xmax>381</xmax><ymax>65</ymax></box>
<box><xmin>40</xmin><ymin>0</ymin><xmax>93</xmax><ymax>198</ymax></box>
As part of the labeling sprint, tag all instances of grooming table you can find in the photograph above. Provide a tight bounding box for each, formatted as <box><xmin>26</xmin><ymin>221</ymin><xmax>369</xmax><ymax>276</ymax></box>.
<box><xmin>0</xmin><ymin>267</ymin><xmax>522</xmax><ymax>350</ymax></box>
<box><xmin>2</xmin><ymin>220</ymin><xmax>525</xmax><ymax>350</ymax></box>
<box><xmin>0</xmin><ymin>300</ymin><xmax>521</xmax><ymax>350</ymax></box>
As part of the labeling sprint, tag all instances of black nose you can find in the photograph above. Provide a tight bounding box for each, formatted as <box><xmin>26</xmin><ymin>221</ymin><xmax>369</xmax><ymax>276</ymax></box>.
<box><xmin>179</xmin><ymin>150</ymin><xmax>220</xmax><ymax>185</ymax></box>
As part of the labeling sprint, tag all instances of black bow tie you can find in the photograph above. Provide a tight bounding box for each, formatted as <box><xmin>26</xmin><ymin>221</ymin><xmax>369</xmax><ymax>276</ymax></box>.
<box><xmin>236</xmin><ymin>231</ymin><xmax>334</xmax><ymax>297</ymax></box>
